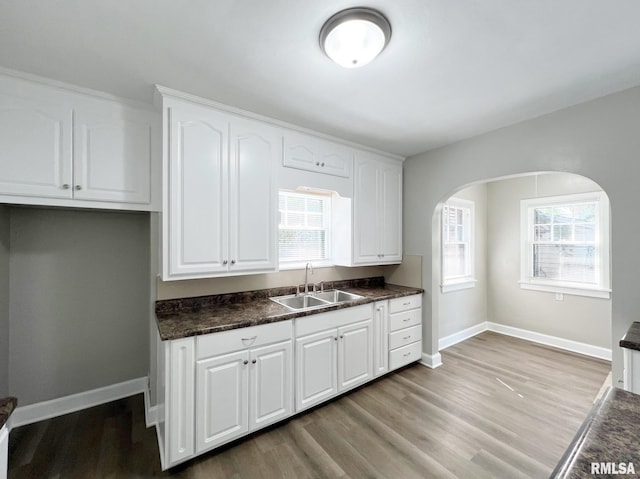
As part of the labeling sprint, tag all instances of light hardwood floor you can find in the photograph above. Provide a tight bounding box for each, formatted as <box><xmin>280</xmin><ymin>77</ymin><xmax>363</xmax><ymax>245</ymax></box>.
<box><xmin>8</xmin><ymin>331</ymin><xmax>610</xmax><ymax>478</ymax></box>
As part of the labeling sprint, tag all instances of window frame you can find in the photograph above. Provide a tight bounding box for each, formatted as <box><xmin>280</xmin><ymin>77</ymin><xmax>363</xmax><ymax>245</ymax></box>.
<box><xmin>519</xmin><ymin>191</ymin><xmax>611</xmax><ymax>299</ymax></box>
<box><xmin>278</xmin><ymin>190</ymin><xmax>333</xmax><ymax>270</ymax></box>
<box><xmin>441</xmin><ymin>197</ymin><xmax>476</xmax><ymax>293</ymax></box>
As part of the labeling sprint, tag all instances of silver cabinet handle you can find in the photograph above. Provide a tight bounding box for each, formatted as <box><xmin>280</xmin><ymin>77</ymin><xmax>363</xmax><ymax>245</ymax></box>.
<box><xmin>334</xmin><ymin>337</ymin><xmax>338</xmax><ymax>341</ymax></box>
<box><xmin>74</xmin><ymin>185</ymin><xmax>82</xmax><ymax>191</ymax></box>
<box><xmin>403</xmin><ymin>352</ymin><xmax>412</xmax><ymax>358</ymax></box>
<box><xmin>316</xmin><ymin>161</ymin><xmax>320</xmax><ymax>166</ymax></box>
<box><xmin>61</xmin><ymin>184</ymin><xmax>70</xmax><ymax>190</ymax></box>
<box><xmin>223</xmin><ymin>260</ymin><xmax>228</xmax><ymax>265</ymax></box>
<box><xmin>251</xmin><ymin>359</ymin><xmax>257</xmax><ymax>364</ymax></box>
<box><xmin>403</xmin><ymin>302</ymin><xmax>411</xmax><ymax>306</ymax></box>
<box><xmin>231</xmin><ymin>260</ymin><xmax>236</xmax><ymax>265</ymax></box>
<box><xmin>403</xmin><ymin>317</ymin><xmax>411</xmax><ymax>322</ymax></box>
<box><xmin>340</xmin><ymin>335</ymin><xmax>344</xmax><ymax>339</ymax></box>
<box><xmin>243</xmin><ymin>360</ymin><xmax>249</xmax><ymax>365</ymax></box>
<box><xmin>376</xmin><ymin>307</ymin><xmax>383</xmax><ymax>312</ymax></box>
<box><xmin>403</xmin><ymin>335</ymin><xmax>411</xmax><ymax>340</ymax></box>
<box><xmin>241</xmin><ymin>336</ymin><xmax>257</xmax><ymax>342</ymax></box>
<box><xmin>321</xmin><ymin>162</ymin><xmax>325</xmax><ymax>167</ymax></box>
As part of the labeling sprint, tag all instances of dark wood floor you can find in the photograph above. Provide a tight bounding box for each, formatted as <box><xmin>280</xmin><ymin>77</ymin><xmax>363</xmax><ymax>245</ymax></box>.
<box><xmin>8</xmin><ymin>331</ymin><xmax>611</xmax><ymax>478</ymax></box>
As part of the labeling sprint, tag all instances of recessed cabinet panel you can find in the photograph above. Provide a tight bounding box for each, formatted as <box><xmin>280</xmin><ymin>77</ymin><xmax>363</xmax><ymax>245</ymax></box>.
<box><xmin>353</xmin><ymin>159</ymin><xmax>379</xmax><ymax>263</ymax></box>
<box><xmin>168</xmin><ymin>105</ymin><xmax>228</xmax><ymax>277</ymax></box>
<box><xmin>295</xmin><ymin>329</ymin><xmax>338</xmax><ymax>412</ymax></box>
<box><xmin>168</xmin><ymin>338</ymin><xmax>195</xmax><ymax>465</ymax></box>
<box><xmin>380</xmin><ymin>163</ymin><xmax>403</xmax><ymax>262</ymax></box>
<box><xmin>74</xmin><ymin>106</ymin><xmax>152</xmax><ymax>203</ymax></box>
<box><xmin>0</xmin><ymin>93</ymin><xmax>72</xmax><ymax>198</ymax></box>
<box><xmin>338</xmin><ymin>319</ymin><xmax>373</xmax><ymax>392</ymax></box>
<box><xmin>229</xmin><ymin>120</ymin><xmax>278</xmax><ymax>273</ymax></box>
<box><xmin>283</xmin><ymin>132</ymin><xmax>353</xmax><ymax>178</ymax></box>
<box><xmin>373</xmin><ymin>301</ymin><xmax>389</xmax><ymax>377</ymax></box>
<box><xmin>196</xmin><ymin>350</ymin><xmax>249</xmax><ymax>453</ymax></box>
<box><xmin>250</xmin><ymin>341</ymin><xmax>293</xmax><ymax>430</ymax></box>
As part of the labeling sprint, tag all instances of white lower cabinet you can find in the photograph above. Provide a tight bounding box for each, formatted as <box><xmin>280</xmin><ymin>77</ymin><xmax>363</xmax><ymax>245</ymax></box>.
<box><xmin>295</xmin><ymin>304</ymin><xmax>373</xmax><ymax>412</ymax></box>
<box><xmin>157</xmin><ymin>297</ymin><xmax>422</xmax><ymax>470</ymax></box>
<box><xmin>623</xmin><ymin>348</ymin><xmax>640</xmax><ymax>394</ymax></box>
<box><xmin>388</xmin><ymin>295</ymin><xmax>423</xmax><ymax>371</ymax></box>
<box><xmin>0</xmin><ymin>425</ymin><xmax>8</xmax><ymax>479</ymax></box>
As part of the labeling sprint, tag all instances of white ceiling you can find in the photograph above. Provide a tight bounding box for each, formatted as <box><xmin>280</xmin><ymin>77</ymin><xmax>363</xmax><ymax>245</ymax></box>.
<box><xmin>2</xmin><ymin>1</ymin><xmax>640</xmax><ymax>157</ymax></box>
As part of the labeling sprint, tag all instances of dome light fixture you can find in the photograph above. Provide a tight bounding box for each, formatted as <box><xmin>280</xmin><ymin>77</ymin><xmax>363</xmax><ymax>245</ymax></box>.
<box><xmin>319</xmin><ymin>7</ymin><xmax>391</xmax><ymax>68</ymax></box>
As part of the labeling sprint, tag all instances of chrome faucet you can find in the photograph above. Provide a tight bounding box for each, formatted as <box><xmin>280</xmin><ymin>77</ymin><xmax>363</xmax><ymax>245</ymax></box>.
<box><xmin>304</xmin><ymin>262</ymin><xmax>314</xmax><ymax>294</ymax></box>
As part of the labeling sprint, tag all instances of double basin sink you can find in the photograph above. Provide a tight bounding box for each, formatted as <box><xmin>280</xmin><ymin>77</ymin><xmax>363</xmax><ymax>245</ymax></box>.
<box><xmin>270</xmin><ymin>289</ymin><xmax>364</xmax><ymax>311</ymax></box>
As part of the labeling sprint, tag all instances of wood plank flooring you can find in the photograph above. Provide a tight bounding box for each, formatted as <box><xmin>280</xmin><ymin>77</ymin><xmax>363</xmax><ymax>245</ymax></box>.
<box><xmin>8</xmin><ymin>331</ymin><xmax>611</xmax><ymax>478</ymax></box>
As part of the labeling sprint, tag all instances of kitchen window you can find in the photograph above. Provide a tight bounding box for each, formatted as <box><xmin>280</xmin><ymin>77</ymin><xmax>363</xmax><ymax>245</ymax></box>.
<box><xmin>278</xmin><ymin>190</ymin><xmax>331</xmax><ymax>268</ymax></box>
<box><xmin>441</xmin><ymin>198</ymin><xmax>476</xmax><ymax>292</ymax></box>
<box><xmin>520</xmin><ymin>191</ymin><xmax>610</xmax><ymax>298</ymax></box>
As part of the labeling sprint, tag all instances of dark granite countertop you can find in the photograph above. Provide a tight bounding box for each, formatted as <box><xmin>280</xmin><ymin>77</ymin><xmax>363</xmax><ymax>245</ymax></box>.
<box><xmin>620</xmin><ymin>322</ymin><xmax>640</xmax><ymax>352</ymax></box>
<box><xmin>551</xmin><ymin>387</ymin><xmax>640</xmax><ymax>478</ymax></box>
<box><xmin>0</xmin><ymin>396</ymin><xmax>17</xmax><ymax>429</ymax></box>
<box><xmin>155</xmin><ymin>277</ymin><xmax>424</xmax><ymax>341</ymax></box>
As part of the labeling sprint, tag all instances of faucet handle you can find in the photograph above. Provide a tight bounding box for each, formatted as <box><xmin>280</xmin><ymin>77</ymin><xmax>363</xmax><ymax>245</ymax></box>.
<box><xmin>319</xmin><ymin>281</ymin><xmax>324</xmax><ymax>292</ymax></box>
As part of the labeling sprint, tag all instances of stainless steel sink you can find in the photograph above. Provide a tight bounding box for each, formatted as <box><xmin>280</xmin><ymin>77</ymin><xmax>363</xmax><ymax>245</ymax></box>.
<box><xmin>270</xmin><ymin>289</ymin><xmax>364</xmax><ymax>311</ymax></box>
<box><xmin>313</xmin><ymin>289</ymin><xmax>363</xmax><ymax>303</ymax></box>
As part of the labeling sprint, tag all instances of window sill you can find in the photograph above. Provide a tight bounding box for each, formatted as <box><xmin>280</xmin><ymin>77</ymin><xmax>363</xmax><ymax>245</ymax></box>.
<box><xmin>279</xmin><ymin>261</ymin><xmax>334</xmax><ymax>271</ymax></box>
<box><xmin>519</xmin><ymin>281</ymin><xmax>611</xmax><ymax>299</ymax></box>
<box><xmin>441</xmin><ymin>279</ymin><xmax>477</xmax><ymax>293</ymax></box>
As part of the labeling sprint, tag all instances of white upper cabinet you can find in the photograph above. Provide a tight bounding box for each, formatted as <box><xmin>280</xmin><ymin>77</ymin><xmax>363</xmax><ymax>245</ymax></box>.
<box><xmin>163</xmin><ymin>96</ymin><xmax>279</xmax><ymax>280</ymax></box>
<box><xmin>0</xmin><ymin>73</ymin><xmax>159</xmax><ymax>210</ymax></box>
<box><xmin>334</xmin><ymin>152</ymin><xmax>403</xmax><ymax>266</ymax></box>
<box><xmin>74</xmin><ymin>104</ymin><xmax>153</xmax><ymax>204</ymax></box>
<box><xmin>0</xmin><ymin>90</ymin><xmax>72</xmax><ymax>198</ymax></box>
<box><xmin>283</xmin><ymin>131</ymin><xmax>353</xmax><ymax>178</ymax></box>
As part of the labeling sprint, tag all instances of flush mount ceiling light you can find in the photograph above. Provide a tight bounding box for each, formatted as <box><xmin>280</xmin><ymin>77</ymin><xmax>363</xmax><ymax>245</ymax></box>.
<box><xmin>319</xmin><ymin>7</ymin><xmax>391</xmax><ymax>68</ymax></box>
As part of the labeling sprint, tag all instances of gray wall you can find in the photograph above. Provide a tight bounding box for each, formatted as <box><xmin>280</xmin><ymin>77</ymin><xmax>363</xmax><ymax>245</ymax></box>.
<box><xmin>404</xmin><ymin>84</ymin><xmax>640</xmax><ymax>385</ymax></box>
<box><xmin>0</xmin><ymin>205</ymin><xmax>9</xmax><ymax>398</ymax></box>
<box><xmin>9</xmin><ymin>207</ymin><xmax>150</xmax><ymax>406</ymax></box>
<box><xmin>439</xmin><ymin>184</ymin><xmax>488</xmax><ymax>339</ymax></box>
<box><xmin>486</xmin><ymin>173</ymin><xmax>611</xmax><ymax>348</ymax></box>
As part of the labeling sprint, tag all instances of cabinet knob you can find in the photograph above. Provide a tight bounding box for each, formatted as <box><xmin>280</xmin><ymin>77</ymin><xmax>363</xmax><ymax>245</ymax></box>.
<box><xmin>243</xmin><ymin>360</ymin><xmax>249</xmax><ymax>365</ymax></box>
<box><xmin>251</xmin><ymin>359</ymin><xmax>257</xmax><ymax>364</ymax></box>
<box><xmin>316</xmin><ymin>161</ymin><xmax>320</xmax><ymax>166</ymax></box>
<box><xmin>74</xmin><ymin>185</ymin><xmax>82</xmax><ymax>191</ymax></box>
<box><xmin>223</xmin><ymin>260</ymin><xmax>228</xmax><ymax>265</ymax></box>
<box><xmin>61</xmin><ymin>184</ymin><xmax>70</xmax><ymax>190</ymax></box>
<box><xmin>340</xmin><ymin>335</ymin><xmax>344</xmax><ymax>339</ymax></box>
<box><xmin>231</xmin><ymin>260</ymin><xmax>236</xmax><ymax>265</ymax></box>
<box><xmin>321</xmin><ymin>162</ymin><xmax>325</xmax><ymax>167</ymax></box>
<box><xmin>334</xmin><ymin>337</ymin><xmax>338</xmax><ymax>341</ymax></box>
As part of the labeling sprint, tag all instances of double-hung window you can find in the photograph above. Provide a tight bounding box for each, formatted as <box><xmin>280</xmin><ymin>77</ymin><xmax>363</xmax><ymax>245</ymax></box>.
<box><xmin>520</xmin><ymin>191</ymin><xmax>610</xmax><ymax>298</ymax></box>
<box><xmin>278</xmin><ymin>190</ymin><xmax>331</xmax><ymax>268</ymax></box>
<box><xmin>441</xmin><ymin>198</ymin><xmax>475</xmax><ymax>292</ymax></box>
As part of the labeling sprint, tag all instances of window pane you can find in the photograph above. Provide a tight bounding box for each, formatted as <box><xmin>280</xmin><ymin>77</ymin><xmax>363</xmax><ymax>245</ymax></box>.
<box><xmin>535</xmin><ymin>225</ymin><xmax>551</xmax><ymax>241</ymax></box>
<box><xmin>533</xmin><ymin>244</ymin><xmax>596</xmax><ymax>283</ymax></box>
<box><xmin>575</xmin><ymin>204</ymin><xmax>596</xmax><ymax>223</ymax></box>
<box><xmin>575</xmin><ymin>224</ymin><xmax>595</xmax><ymax>241</ymax></box>
<box><xmin>279</xmin><ymin>191</ymin><xmax>329</xmax><ymax>263</ymax></box>
<box><xmin>443</xmin><ymin>244</ymin><xmax>466</xmax><ymax>278</ymax></box>
<box><xmin>534</xmin><ymin>207</ymin><xmax>552</xmax><ymax>224</ymax></box>
<box><xmin>553</xmin><ymin>224</ymin><xmax>572</xmax><ymax>241</ymax></box>
<box><xmin>553</xmin><ymin>206</ymin><xmax>574</xmax><ymax>223</ymax></box>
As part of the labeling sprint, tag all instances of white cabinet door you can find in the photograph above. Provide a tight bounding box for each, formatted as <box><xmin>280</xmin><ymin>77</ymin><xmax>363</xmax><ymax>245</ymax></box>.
<box><xmin>295</xmin><ymin>329</ymin><xmax>338</xmax><ymax>412</ymax></box>
<box><xmin>228</xmin><ymin>118</ymin><xmax>279</xmax><ymax>274</ymax></box>
<box><xmin>338</xmin><ymin>319</ymin><xmax>373</xmax><ymax>392</ymax></box>
<box><xmin>373</xmin><ymin>301</ymin><xmax>389</xmax><ymax>377</ymax></box>
<box><xmin>353</xmin><ymin>157</ymin><xmax>380</xmax><ymax>263</ymax></box>
<box><xmin>249</xmin><ymin>340</ymin><xmax>292</xmax><ymax>430</ymax></box>
<box><xmin>352</xmin><ymin>154</ymin><xmax>403</xmax><ymax>265</ymax></box>
<box><xmin>167</xmin><ymin>338</ymin><xmax>195</xmax><ymax>465</ymax></box>
<box><xmin>196</xmin><ymin>350</ymin><xmax>249</xmax><ymax>453</ymax></box>
<box><xmin>73</xmin><ymin>103</ymin><xmax>153</xmax><ymax>204</ymax></box>
<box><xmin>283</xmin><ymin>132</ymin><xmax>353</xmax><ymax>178</ymax></box>
<box><xmin>380</xmin><ymin>161</ymin><xmax>403</xmax><ymax>262</ymax></box>
<box><xmin>0</xmin><ymin>91</ymin><xmax>72</xmax><ymax>198</ymax></box>
<box><xmin>167</xmin><ymin>103</ymin><xmax>228</xmax><ymax>278</ymax></box>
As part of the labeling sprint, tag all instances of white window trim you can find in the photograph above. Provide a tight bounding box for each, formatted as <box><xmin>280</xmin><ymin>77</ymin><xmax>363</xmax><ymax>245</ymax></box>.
<box><xmin>520</xmin><ymin>191</ymin><xmax>611</xmax><ymax>299</ymax></box>
<box><xmin>278</xmin><ymin>190</ymin><xmax>332</xmax><ymax>269</ymax></box>
<box><xmin>441</xmin><ymin>197</ymin><xmax>476</xmax><ymax>293</ymax></box>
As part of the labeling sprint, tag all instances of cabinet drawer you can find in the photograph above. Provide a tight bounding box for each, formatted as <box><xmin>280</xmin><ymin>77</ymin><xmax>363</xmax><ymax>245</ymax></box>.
<box><xmin>389</xmin><ymin>324</ymin><xmax>421</xmax><ymax>350</ymax></box>
<box><xmin>197</xmin><ymin>320</ymin><xmax>292</xmax><ymax>359</ymax></box>
<box><xmin>389</xmin><ymin>294</ymin><xmax>422</xmax><ymax>314</ymax></box>
<box><xmin>389</xmin><ymin>341</ymin><xmax>422</xmax><ymax>370</ymax></box>
<box><xmin>295</xmin><ymin>304</ymin><xmax>372</xmax><ymax>337</ymax></box>
<box><xmin>389</xmin><ymin>309</ymin><xmax>421</xmax><ymax>332</ymax></box>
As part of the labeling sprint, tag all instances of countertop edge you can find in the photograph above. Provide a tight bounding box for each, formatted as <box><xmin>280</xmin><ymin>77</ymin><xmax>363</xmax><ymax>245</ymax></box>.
<box><xmin>156</xmin><ymin>284</ymin><xmax>424</xmax><ymax>341</ymax></box>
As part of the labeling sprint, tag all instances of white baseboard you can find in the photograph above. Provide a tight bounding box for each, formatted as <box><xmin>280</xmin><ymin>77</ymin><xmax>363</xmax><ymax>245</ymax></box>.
<box><xmin>437</xmin><ymin>321</ymin><xmax>612</xmax><ymax>361</ymax></box>
<box><xmin>439</xmin><ymin>322</ymin><xmax>489</xmax><ymax>351</ymax></box>
<box><xmin>486</xmin><ymin>322</ymin><xmax>612</xmax><ymax>361</ymax></box>
<box><xmin>420</xmin><ymin>352</ymin><xmax>443</xmax><ymax>369</ymax></box>
<box><xmin>10</xmin><ymin>377</ymin><xmax>148</xmax><ymax>429</ymax></box>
